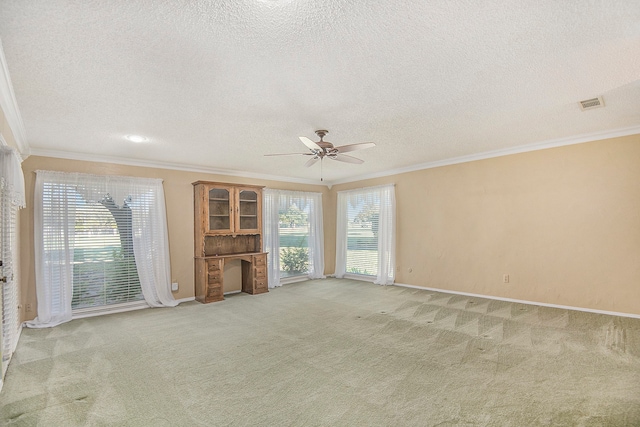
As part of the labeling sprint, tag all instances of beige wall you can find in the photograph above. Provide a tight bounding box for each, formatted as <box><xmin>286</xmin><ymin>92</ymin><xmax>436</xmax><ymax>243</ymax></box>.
<box><xmin>19</xmin><ymin>156</ymin><xmax>330</xmax><ymax>321</ymax></box>
<box><xmin>332</xmin><ymin>134</ymin><xmax>640</xmax><ymax>315</ymax></box>
<box><xmin>17</xmin><ymin>133</ymin><xmax>640</xmax><ymax>321</ymax></box>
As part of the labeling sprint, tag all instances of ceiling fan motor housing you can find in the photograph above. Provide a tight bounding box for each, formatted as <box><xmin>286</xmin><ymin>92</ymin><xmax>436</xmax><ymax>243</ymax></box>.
<box><xmin>314</xmin><ymin>130</ymin><xmax>334</xmax><ymax>152</ymax></box>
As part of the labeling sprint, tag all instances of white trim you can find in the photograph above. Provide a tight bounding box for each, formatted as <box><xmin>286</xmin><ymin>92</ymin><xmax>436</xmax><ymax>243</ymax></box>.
<box><xmin>1</xmin><ymin>323</ymin><xmax>22</xmax><ymax>390</ymax></box>
<box><xmin>14</xmin><ymin>321</ymin><xmax>22</xmax><ymax>348</ymax></box>
<box><xmin>223</xmin><ymin>290</ymin><xmax>242</xmax><ymax>296</ymax></box>
<box><xmin>393</xmin><ymin>282</ymin><xmax>640</xmax><ymax>320</ymax></box>
<box><xmin>263</xmin><ymin>188</ymin><xmax>324</xmax><ymax>197</ymax></box>
<box><xmin>0</xmin><ymin>38</ymin><xmax>29</xmax><ymax>157</ymax></box>
<box><xmin>25</xmin><ymin>126</ymin><xmax>640</xmax><ymax>189</ymax></box>
<box><xmin>71</xmin><ymin>295</ymin><xmax>196</xmax><ymax>317</ymax></box>
<box><xmin>343</xmin><ymin>273</ymin><xmax>377</xmax><ymax>282</ymax></box>
<box><xmin>72</xmin><ymin>301</ymin><xmax>149</xmax><ymax>320</ymax></box>
<box><xmin>281</xmin><ymin>275</ymin><xmax>309</xmax><ymax>285</ymax></box>
<box><xmin>330</xmin><ymin>125</ymin><xmax>640</xmax><ymax>186</ymax></box>
<box><xmin>29</xmin><ymin>148</ymin><xmax>323</xmax><ymax>186</ymax></box>
<box><xmin>336</xmin><ymin>183</ymin><xmax>395</xmax><ymax>195</ymax></box>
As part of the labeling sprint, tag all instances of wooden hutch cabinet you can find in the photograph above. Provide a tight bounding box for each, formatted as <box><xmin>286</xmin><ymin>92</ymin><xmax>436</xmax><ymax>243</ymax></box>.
<box><xmin>193</xmin><ymin>181</ymin><xmax>268</xmax><ymax>303</ymax></box>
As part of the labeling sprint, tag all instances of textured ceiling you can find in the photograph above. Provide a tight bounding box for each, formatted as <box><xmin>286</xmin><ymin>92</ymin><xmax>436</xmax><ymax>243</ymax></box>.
<box><xmin>1</xmin><ymin>1</ymin><xmax>639</xmax><ymax>184</ymax></box>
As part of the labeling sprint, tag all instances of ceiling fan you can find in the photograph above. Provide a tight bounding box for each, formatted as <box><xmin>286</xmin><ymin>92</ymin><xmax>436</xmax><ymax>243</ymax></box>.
<box><xmin>265</xmin><ymin>130</ymin><xmax>375</xmax><ymax>180</ymax></box>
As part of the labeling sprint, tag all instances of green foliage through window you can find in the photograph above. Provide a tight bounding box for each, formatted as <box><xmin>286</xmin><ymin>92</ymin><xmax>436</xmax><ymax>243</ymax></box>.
<box><xmin>280</xmin><ymin>246</ymin><xmax>309</xmax><ymax>275</ymax></box>
<box><xmin>278</xmin><ymin>204</ymin><xmax>310</xmax><ymax>277</ymax></box>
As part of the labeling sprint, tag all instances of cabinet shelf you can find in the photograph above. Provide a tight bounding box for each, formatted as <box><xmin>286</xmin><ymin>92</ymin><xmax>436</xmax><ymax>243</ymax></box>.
<box><xmin>193</xmin><ymin>181</ymin><xmax>268</xmax><ymax>303</ymax></box>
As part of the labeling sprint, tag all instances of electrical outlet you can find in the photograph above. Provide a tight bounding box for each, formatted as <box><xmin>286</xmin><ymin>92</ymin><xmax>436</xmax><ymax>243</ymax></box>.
<box><xmin>171</xmin><ymin>282</ymin><xmax>179</xmax><ymax>291</ymax></box>
<box><xmin>26</xmin><ymin>303</ymin><xmax>32</xmax><ymax>312</ymax></box>
<box><xmin>503</xmin><ymin>274</ymin><xmax>509</xmax><ymax>283</ymax></box>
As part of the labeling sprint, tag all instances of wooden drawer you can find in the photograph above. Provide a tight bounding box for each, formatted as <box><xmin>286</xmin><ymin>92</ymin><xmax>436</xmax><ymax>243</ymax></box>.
<box><xmin>254</xmin><ymin>266</ymin><xmax>266</xmax><ymax>279</ymax></box>
<box><xmin>253</xmin><ymin>255</ymin><xmax>266</xmax><ymax>267</ymax></box>
<box><xmin>254</xmin><ymin>278</ymin><xmax>267</xmax><ymax>290</ymax></box>
<box><xmin>208</xmin><ymin>271</ymin><xmax>222</xmax><ymax>283</ymax></box>
<box><xmin>207</xmin><ymin>284</ymin><xmax>222</xmax><ymax>297</ymax></box>
<box><xmin>206</xmin><ymin>284</ymin><xmax>223</xmax><ymax>302</ymax></box>
<box><xmin>207</xmin><ymin>259</ymin><xmax>222</xmax><ymax>271</ymax></box>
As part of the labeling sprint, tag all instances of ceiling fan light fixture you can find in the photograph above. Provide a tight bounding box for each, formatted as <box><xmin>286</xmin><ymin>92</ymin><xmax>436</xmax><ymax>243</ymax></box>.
<box><xmin>125</xmin><ymin>134</ymin><xmax>149</xmax><ymax>143</ymax></box>
<box><xmin>265</xmin><ymin>129</ymin><xmax>376</xmax><ymax>180</ymax></box>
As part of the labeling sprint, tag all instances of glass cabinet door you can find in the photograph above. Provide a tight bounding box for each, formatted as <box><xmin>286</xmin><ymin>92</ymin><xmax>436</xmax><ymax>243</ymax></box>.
<box><xmin>208</xmin><ymin>188</ymin><xmax>231</xmax><ymax>232</ymax></box>
<box><xmin>237</xmin><ymin>189</ymin><xmax>258</xmax><ymax>231</ymax></box>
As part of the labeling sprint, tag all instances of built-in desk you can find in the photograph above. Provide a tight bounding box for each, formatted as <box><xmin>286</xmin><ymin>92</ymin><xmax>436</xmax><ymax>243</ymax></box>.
<box><xmin>194</xmin><ymin>252</ymin><xmax>268</xmax><ymax>303</ymax></box>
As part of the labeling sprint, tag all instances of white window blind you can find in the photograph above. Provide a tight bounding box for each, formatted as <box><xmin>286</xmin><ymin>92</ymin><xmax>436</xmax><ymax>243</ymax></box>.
<box><xmin>1</xmin><ymin>190</ymin><xmax>20</xmax><ymax>373</ymax></box>
<box><xmin>278</xmin><ymin>199</ymin><xmax>311</xmax><ymax>278</ymax></box>
<box><xmin>345</xmin><ymin>193</ymin><xmax>380</xmax><ymax>276</ymax></box>
<box><xmin>336</xmin><ymin>184</ymin><xmax>396</xmax><ymax>285</ymax></box>
<box><xmin>0</xmin><ymin>144</ymin><xmax>25</xmax><ymax>380</ymax></box>
<box><xmin>41</xmin><ymin>183</ymin><xmax>144</xmax><ymax>313</ymax></box>
<box><xmin>28</xmin><ymin>171</ymin><xmax>176</xmax><ymax>329</ymax></box>
<box><xmin>263</xmin><ymin>189</ymin><xmax>325</xmax><ymax>287</ymax></box>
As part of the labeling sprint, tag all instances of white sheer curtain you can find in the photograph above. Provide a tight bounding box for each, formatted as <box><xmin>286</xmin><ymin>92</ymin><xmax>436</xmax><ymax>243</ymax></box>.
<box><xmin>374</xmin><ymin>185</ymin><xmax>396</xmax><ymax>285</ymax></box>
<box><xmin>27</xmin><ymin>171</ymin><xmax>177</xmax><ymax>328</ymax></box>
<box><xmin>306</xmin><ymin>192</ymin><xmax>325</xmax><ymax>280</ymax></box>
<box><xmin>263</xmin><ymin>189</ymin><xmax>325</xmax><ymax>287</ymax></box>
<box><xmin>0</xmin><ymin>146</ymin><xmax>26</xmax><ymax>209</ymax></box>
<box><xmin>263</xmin><ymin>190</ymin><xmax>281</xmax><ymax>288</ymax></box>
<box><xmin>335</xmin><ymin>184</ymin><xmax>396</xmax><ymax>285</ymax></box>
<box><xmin>129</xmin><ymin>179</ymin><xmax>176</xmax><ymax>307</ymax></box>
<box><xmin>0</xmin><ymin>145</ymin><xmax>26</xmax><ymax>374</ymax></box>
<box><xmin>28</xmin><ymin>172</ymin><xmax>75</xmax><ymax>327</ymax></box>
<box><xmin>334</xmin><ymin>191</ymin><xmax>348</xmax><ymax>278</ymax></box>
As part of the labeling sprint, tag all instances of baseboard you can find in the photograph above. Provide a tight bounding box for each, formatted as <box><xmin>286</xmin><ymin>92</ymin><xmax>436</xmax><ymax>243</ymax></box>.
<box><xmin>73</xmin><ymin>302</ymin><xmax>149</xmax><ymax>319</ymax></box>
<box><xmin>281</xmin><ymin>276</ymin><xmax>310</xmax><ymax>285</ymax></box>
<box><xmin>2</xmin><ymin>323</ymin><xmax>25</xmax><ymax>392</ymax></box>
<box><xmin>342</xmin><ymin>273</ymin><xmax>376</xmax><ymax>283</ymax></box>
<box><xmin>393</xmin><ymin>282</ymin><xmax>640</xmax><ymax>320</ymax></box>
<box><xmin>175</xmin><ymin>296</ymin><xmax>196</xmax><ymax>303</ymax></box>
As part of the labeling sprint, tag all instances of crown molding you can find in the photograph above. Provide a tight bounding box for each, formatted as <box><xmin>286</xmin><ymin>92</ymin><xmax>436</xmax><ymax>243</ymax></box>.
<box><xmin>330</xmin><ymin>125</ymin><xmax>640</xmax><ymax>186</ymax></box>
<box><xmin>0</xmin><ymin>38</ymin><xmax>29</xmax><ymax>157</ymax></box>
<box><xmin>29</xmin><ymin>148</ymin><xmax>325</xmax><ymax>186</ymax></box>
<box><xmin>30</xmin><ymin>124</ymin><xmax>640</xmax><ymax>189</ymax></box>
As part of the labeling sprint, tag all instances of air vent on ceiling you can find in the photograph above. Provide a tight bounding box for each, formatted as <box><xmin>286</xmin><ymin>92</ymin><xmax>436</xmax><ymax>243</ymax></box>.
<box><xmin>579</xmin><ymin>96</ymin><xmax>604</xmax><ymax>111</ymax></box>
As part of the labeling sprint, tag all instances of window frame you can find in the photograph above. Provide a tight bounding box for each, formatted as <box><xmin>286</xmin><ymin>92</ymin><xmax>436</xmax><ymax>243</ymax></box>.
<box><xmin>335</xmin><ymin>184</ymin><xmax>396</xmax><ymax>285</ymax></box>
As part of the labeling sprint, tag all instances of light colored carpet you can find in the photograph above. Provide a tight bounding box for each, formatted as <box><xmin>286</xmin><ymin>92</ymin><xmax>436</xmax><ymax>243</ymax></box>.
<box><xmin>2</xmin><ymin>278</ymin><xmax>640</xmax><ymax>426</ymax></box>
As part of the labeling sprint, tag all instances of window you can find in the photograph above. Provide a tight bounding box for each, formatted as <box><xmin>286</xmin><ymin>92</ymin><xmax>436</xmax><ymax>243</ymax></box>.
<box><xmin>1</xmin><ymin>187</ymin><xmax>20</xmax><ymax>378</ymax></box>
<box><xmin>28</xmin><ymin>171</ymin><xmax>177</xmax><ymax>328</ymax></box>
<box><xmin>335</xmin><ymin>184</ymin><xmax>396</xmax><ymax>285</ymax></box>
<box><xmin>279</xmin><ymin>201</ymin><xmax>311</xmax><ymax>278</ymax></box>
<box><xmin>0</xmin><ymin>145</ymin><xmax>26</xmax><ymax>380</ymax></box>
<box><xmin>65</xmin><ymin>191</ymin><xmax>143</xmax><ymax>310</ymax></box>
<box><xmin>41</xmin><ymin>182</ymin><xmax>144</xmax><ymax>314</ymax></box>
<box><xmin>263</xmin><ymin>190</ymin><xmax>324</xmax><ymax>287</ymax></box>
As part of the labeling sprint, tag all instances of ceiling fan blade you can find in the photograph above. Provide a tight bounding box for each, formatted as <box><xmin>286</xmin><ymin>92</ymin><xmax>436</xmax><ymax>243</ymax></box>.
<box><xmin>304</xmin><ymin>157</ymin><xmax>320</xmax><ymax>167</ymax></box>
<box><xmin>264</xmin><ymin>153</ymin><xmax>314</xmax><ymax>156</ymax></box>
<box><xmin>334</xmin><ymin>142</ymin><xmax>376</xmax><ymax>153</ymax></box>
<box><xmin>331</xmin><ymin>154</ymin><xmax>364</xmax><ymax>164</ymax></box>
<box><xmin>299</xmin><ymin>136</ymin><xmax>321</xmax><ymax>151</ymax></box>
